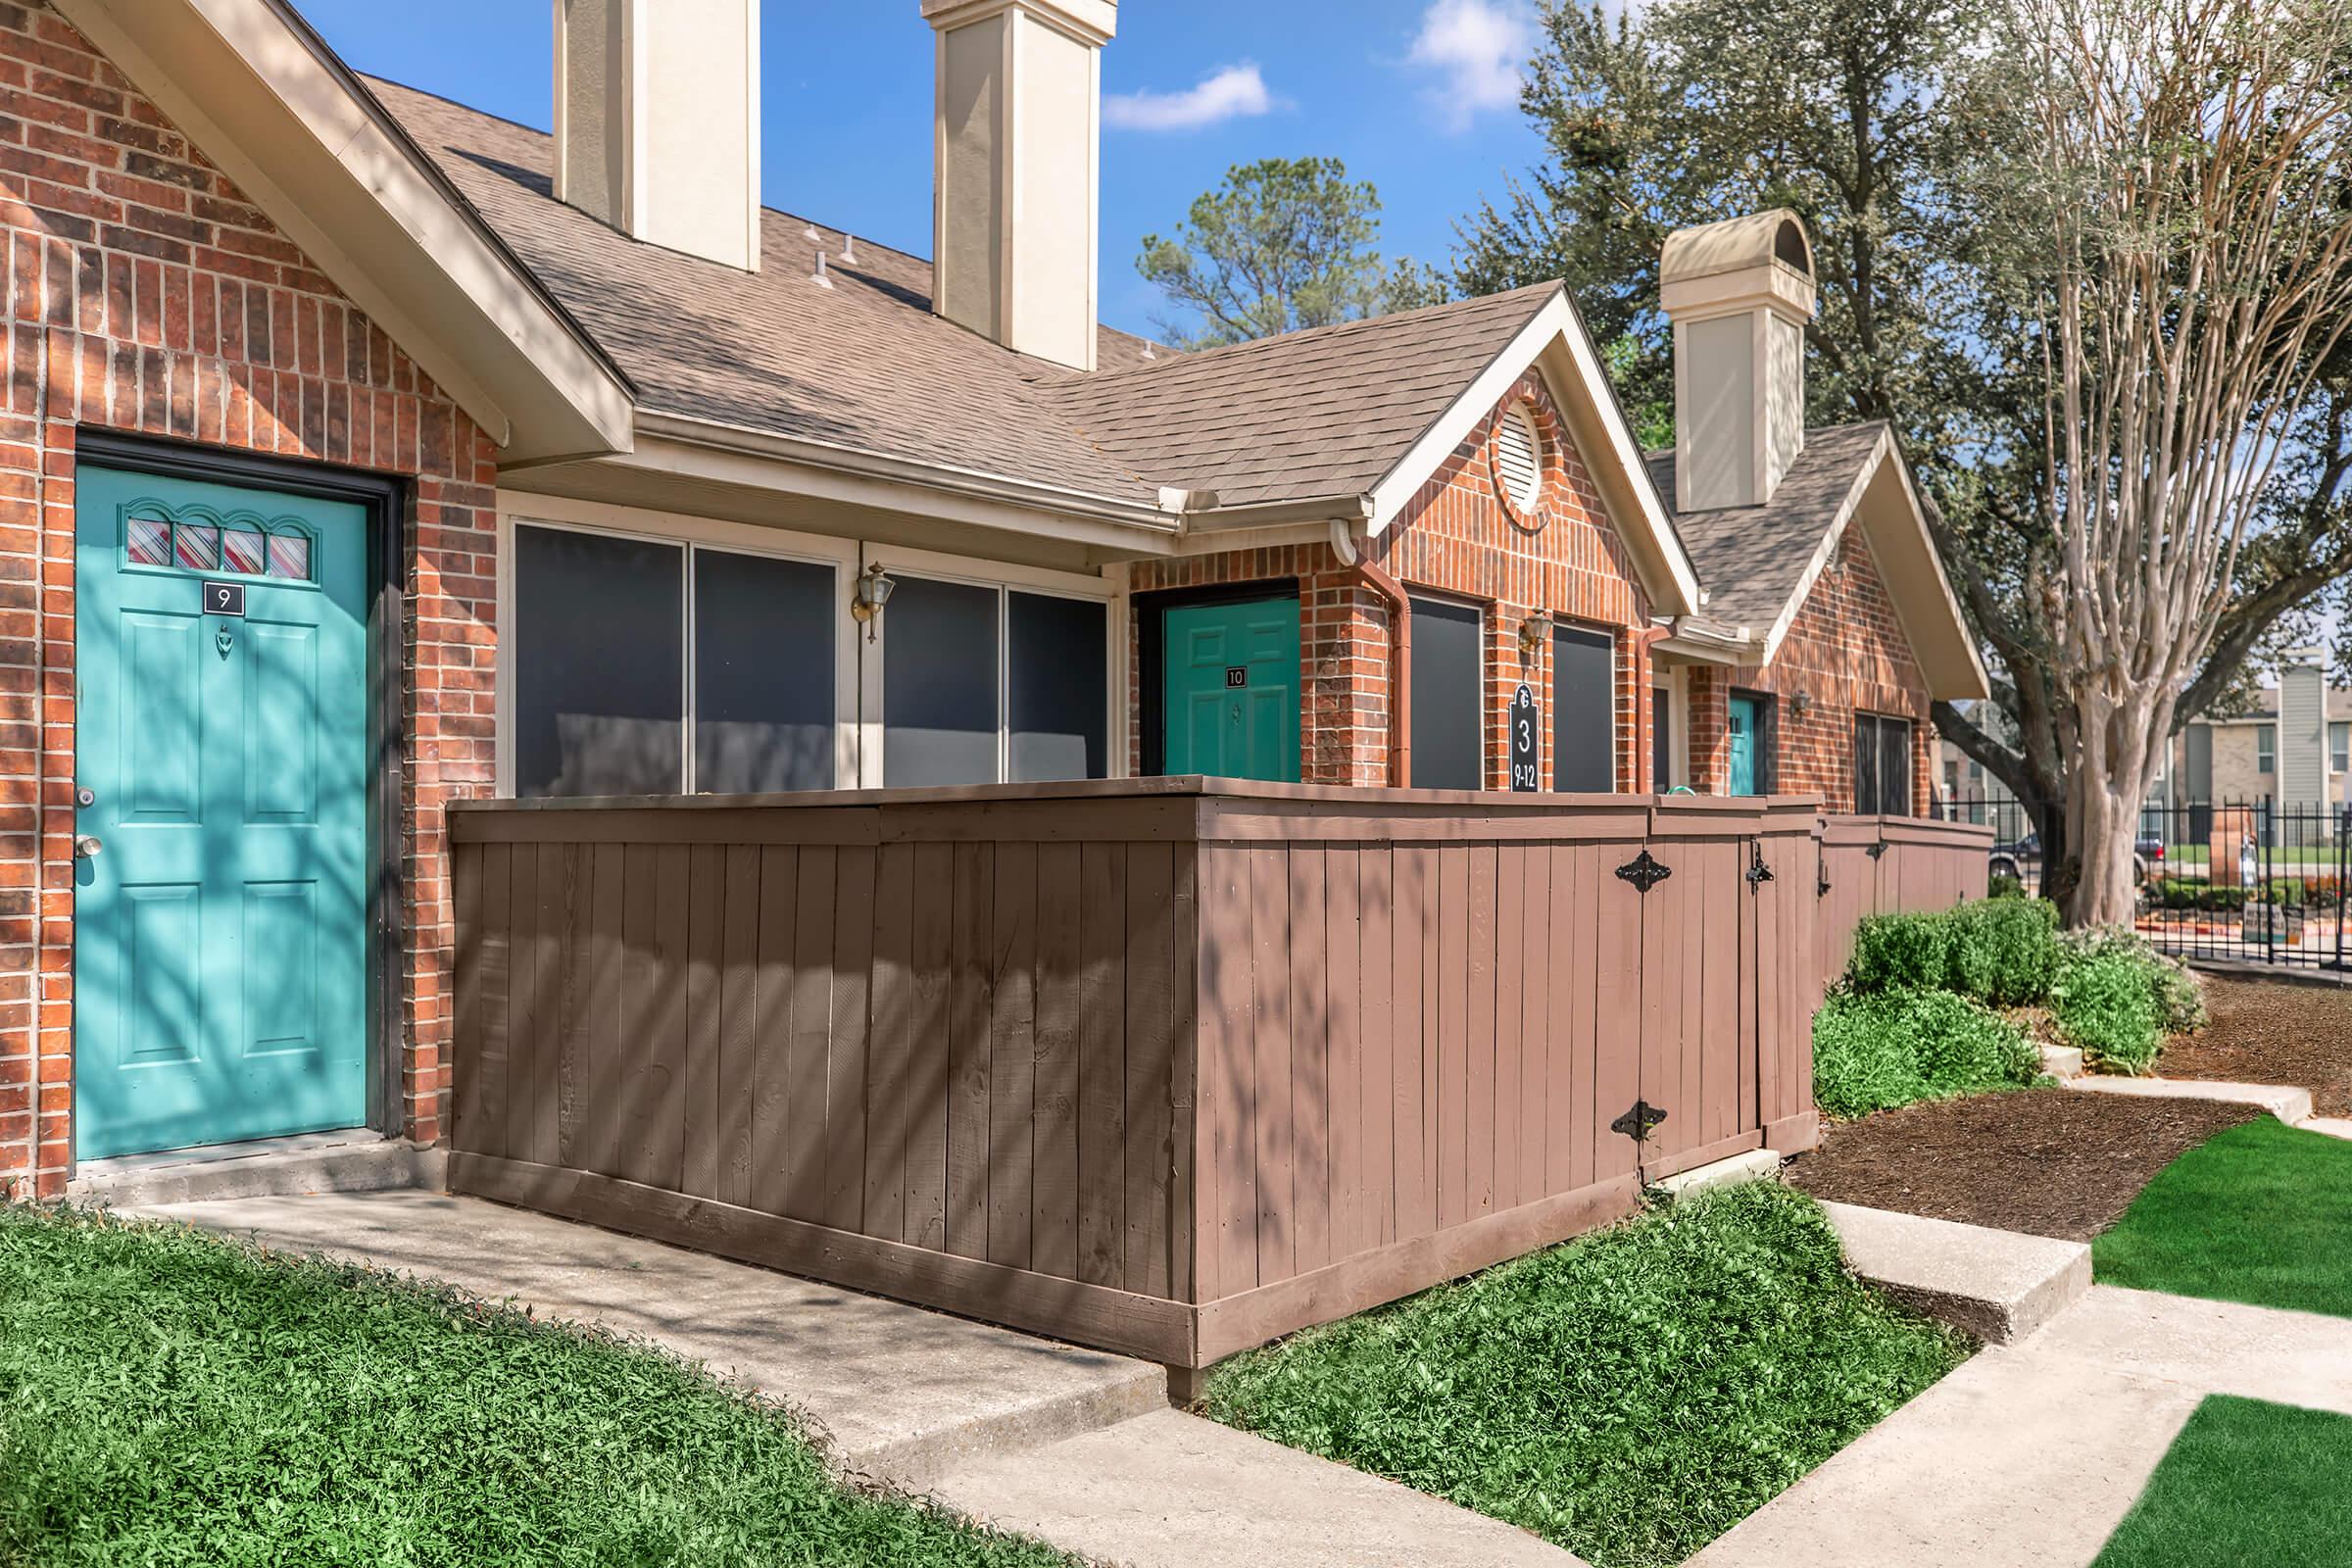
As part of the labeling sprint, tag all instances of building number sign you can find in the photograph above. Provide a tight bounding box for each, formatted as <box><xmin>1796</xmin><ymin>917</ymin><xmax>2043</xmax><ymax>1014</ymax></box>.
<box><xmin>202</xmin><ymin>580</ymin><xmax>246</xmax><ymax>617</ymax></box>
<box><xmin>1509</xmin><ymin>683</ymin><xmax>1540</xmax><ymax>791</ymax></box>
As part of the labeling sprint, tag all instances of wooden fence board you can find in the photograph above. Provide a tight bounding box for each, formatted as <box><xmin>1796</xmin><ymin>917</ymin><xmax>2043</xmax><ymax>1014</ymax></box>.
<box><xmin>448</xmin><ymin>787</ymin><xmax>1985</xmax><ymax>1373</ymax></box>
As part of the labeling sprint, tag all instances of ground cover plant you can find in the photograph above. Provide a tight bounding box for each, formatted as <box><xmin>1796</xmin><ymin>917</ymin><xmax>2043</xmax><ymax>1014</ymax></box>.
<box><xmin>2093</xmin><ymin>1117</ymin><xmax>2352</xmax><ymax>1319</ymax></box>
<box><xmin>1812</xmin><ymin>989</ymin><xmax>2039</xmax><ymax>1119</ymax></box>
<box><xmin>1203</xmin><ymin>1183</ymin><xmax>1970</xmax><ymax>1568</ymax></box>
<box><xmin>0</xmin><ymin>1204</ymin><xmax>1072</xmax><ymax>1568</ymax></box>
<box><xmin>2092</xmin><ymin>1395</ymin><xmax>2352</xmax><ymax>1568</ymax></box>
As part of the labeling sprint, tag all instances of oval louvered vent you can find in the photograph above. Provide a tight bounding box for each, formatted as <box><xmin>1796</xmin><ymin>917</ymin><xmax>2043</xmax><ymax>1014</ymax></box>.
<box><xmin>1495</xmin><ymin>403</ymin><xmax>1544</xmax><ymax>513</ymax></box>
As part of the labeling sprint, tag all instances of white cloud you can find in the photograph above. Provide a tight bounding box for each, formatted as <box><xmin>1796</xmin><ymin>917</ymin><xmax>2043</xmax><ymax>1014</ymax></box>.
<box><xmin>1104</xmin><ymin>63</ymin><xmax>1279</xmax><ymax>132</ymax></box>
<box><xmin>1407</xmin><ymin>0</ymin><xmax>1538</xmax><ymax>131</ymax></box>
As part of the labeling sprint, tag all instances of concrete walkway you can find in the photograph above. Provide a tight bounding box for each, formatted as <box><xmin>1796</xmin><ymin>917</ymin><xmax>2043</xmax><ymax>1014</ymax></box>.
<box><xmin>2062</xmin><ymin>1072</ymin><xmax>2315</xmax><ymax>1124</ymax></box>
<box><xmin>1689</xmin><ymin>1285</ymin><xmax>2352</xmax><ymax>1568</ymax></box>
<box><xmin>143</xmin><ymin>1189</ymin><xmax>1586</xmax><ymax>1567</ymax></box>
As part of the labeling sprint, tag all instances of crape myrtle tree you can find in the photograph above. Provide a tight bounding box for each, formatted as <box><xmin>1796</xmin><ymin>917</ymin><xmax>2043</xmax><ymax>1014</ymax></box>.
<box><xmin>1953</xmin><ymin>0</ymin><xmax>2352</xmax><ymax>924</ymax></box>
<box><xmin>1453</xmin><ymin>0</ymin><xmax>2352</xmax><ymax>920</ymax></box>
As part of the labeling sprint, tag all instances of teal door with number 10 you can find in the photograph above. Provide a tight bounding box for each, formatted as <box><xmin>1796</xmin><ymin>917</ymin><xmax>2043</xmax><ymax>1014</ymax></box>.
<box><xmin>74</xmin><ymin>465</ymin><xmax>371</xmax><ymax>1160</ymax></box>
<box><xmin>1162</xmin><ymin>597</ymin><xmax>1300</xmax><ymax>782</ymax></box>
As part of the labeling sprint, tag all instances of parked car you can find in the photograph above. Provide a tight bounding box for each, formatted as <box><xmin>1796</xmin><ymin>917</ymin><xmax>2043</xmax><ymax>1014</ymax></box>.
<box><xmin>1988</xmin><ymin>831</ymin><xmax>2162</xmax><ymax>887</ymax></box>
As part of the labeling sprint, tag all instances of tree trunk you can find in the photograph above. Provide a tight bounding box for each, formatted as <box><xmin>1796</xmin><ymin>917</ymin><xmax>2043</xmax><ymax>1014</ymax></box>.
<box><xmin>2064</xmin><ymin>692</ymin><xmax>2169</xmax><ymax>928</ymax></box>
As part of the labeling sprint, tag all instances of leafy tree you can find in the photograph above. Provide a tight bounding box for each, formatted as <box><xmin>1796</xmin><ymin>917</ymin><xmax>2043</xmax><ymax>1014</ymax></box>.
<box><xmin>1451</xmin><ymin>0</ymin><xmax>2352</xmax><ymax>919</ymax></box>
<box><xmin>1139</xmin><ymin>157</ymin><xmax>1446</xmax><ymax>348</ymax></box>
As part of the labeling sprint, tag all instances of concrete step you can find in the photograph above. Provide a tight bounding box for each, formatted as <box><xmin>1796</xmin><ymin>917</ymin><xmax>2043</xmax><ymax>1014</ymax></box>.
<box><xmin>1653</xmin><ymin>1147</ymin><xmax>1784</xmax><ymax>1201</ymax></box>
<box><xmin>2038</xmin><ymin>1044</ymin><xmax>2084</xmax><ymax>1080</ymax></box>
<box><xmin>1819</xmin><ymin>1200</ymin><xmax>2091</xmax><ymax>1345</ymax></box>
<box><xmin>931</xmin><ymin>1407</ymin><xmax>1585</xmax><ymax>1568</ymax></box>
<box><xmin>139</xmin><ymin>1190</ymin><xmax>1165</xmax><ymax>1491</ymax></box>
<box><xmin>71</xmin><ymin>1131</ymin><xmax>444</xmax><ymax>1207</ymax></box>
<box><xmin>2061</xmin><ymin>1074</ymin><xmax>2313</xmax><ymax>1124</ymax></box>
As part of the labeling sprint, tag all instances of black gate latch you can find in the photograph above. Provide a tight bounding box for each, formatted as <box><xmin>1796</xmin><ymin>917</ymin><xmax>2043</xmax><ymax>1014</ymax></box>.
<box><xmin>1745</xmin><ymin>845</ymin><xmax>1776</xmax><ymax>888</ymax></box>
<box><xmin>1611</xmin><ymin>1101</ymin><xmax>1669</xmax><ymax>1142</ymax></box>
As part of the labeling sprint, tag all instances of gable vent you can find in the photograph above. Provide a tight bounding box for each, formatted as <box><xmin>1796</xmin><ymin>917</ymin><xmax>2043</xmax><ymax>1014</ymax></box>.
<box><xmin>1496</xmin><ymin>403</ymin><xmax>1544</xmax><ymax>512</ymax></box>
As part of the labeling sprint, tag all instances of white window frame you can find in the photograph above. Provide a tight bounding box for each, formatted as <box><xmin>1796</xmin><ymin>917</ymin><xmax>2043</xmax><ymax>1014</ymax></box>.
<box><xmin>495</xmin><ymin>496</ymin><xmax>860</xmax><ymax>797</ymax></box>
<box><xmin>859</xmin><ymin>542</ymin><xmax>1123</xmax><ymax>789</ymax></box>
<box><xmin>2258</xmin><ymin>723</ymin><xmax>2278</xmax><ymax>774</ymax></box>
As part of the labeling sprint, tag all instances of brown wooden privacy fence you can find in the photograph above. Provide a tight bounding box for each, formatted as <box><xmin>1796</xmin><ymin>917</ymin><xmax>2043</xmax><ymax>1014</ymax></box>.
<box><xmin>1815</xmin><ymin>814</ymin><xmax>1994</xmax><ymax>1000</ymax></box>
<box><xmin>447</xmin><ymin>782</ymin><xmax>1951</xmax><ymax>1371</ymax></box>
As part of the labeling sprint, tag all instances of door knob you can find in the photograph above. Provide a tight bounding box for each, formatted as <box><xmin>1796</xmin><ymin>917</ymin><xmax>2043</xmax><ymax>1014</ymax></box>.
<box><xmin>74</xmin><ymin>835</ymin><xmax>101</xmax><ymax>859</ymax></box>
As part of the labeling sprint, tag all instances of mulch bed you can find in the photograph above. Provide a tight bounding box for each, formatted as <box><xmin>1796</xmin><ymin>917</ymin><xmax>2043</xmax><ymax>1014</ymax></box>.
<box><xmin>2159</xmin><ymin>976</ymin><xmax>2352</xmax><ymax>1117</ymax></box>
<box><xmin>1785</xmin><ymin>1088</ymin><xmax>2262</xmax><ymax>1241</ymax></box>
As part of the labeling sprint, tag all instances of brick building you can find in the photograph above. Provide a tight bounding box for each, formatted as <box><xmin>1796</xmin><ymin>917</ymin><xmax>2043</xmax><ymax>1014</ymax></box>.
<box><xmin>1</xmin><ymin>0</ymin><xmax>1977</xmax><ymax>1195</ymax></box>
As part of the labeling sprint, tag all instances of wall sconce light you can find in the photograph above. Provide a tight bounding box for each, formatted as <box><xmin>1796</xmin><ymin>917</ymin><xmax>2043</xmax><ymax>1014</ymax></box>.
<box><xmin>1791</xmin><ymin>690</ymin><xmax>1813</xmax><ymax>720</ymax></box>
<box><xmin>851</xmin><ymin>561</ymin><xmax>896</xmax><ymax>642</ymax></box>
<box><xmin>1519</xmin><ymin>610</ymin><xmax>1553</xmax><ymax>659</ymax></box>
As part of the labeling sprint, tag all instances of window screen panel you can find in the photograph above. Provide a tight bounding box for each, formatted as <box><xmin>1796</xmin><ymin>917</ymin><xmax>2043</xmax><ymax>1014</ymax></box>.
<box><xmin>1854</xmin><ymin>717</ymin><xmax>1882</xmax><ymax>814</ymax></box>
<box><xmin>1008</xmin><ymin>591</ymin><xmax>1107</xmax><ymax>782</ymax></box>
<box><xmin>1652</xmin><ymin>686</ymin><xmax>1671</xmax><ymax>791</ymax></box>
<box><xmin>885</xmin><ymin>575</ymin><xmax>1002</xmax><ymax>786</ymax></box>
<box><xmin>1553</xmin><ymin>624</ymin><xmax>1615</xmax><ymax>793</ymax></box>
<box><xmin>693</xmin><ymin>549</ymin><xmax>836</xmax><ymax>794</ymax></box>
<box><xmin>514</xmin><ymin>524</ymin><xmax>683</xmax><ymax>798</ymax></box>
<box><xmin>1879</xmin><ymin>716</ymin><xmax>1914</xmax><ymax>817</ymax></box>
<box><xmin>1410</xmin><ymin>596</ymin><xmax>1484</xmax><ymax>790</ymax></box>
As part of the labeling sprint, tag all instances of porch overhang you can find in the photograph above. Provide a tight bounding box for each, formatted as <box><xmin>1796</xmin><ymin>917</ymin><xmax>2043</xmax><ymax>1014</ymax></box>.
<box><xmin>58</xmin><ymin>0</ymin><xmax>636</xmax><ymax>464</ymax></box>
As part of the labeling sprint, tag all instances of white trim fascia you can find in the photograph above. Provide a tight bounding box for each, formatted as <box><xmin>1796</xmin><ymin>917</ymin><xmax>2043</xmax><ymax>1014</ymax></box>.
<box><xmin>1880</xmin><ymin>441</ymin><xmax>1993</xmax><ymax>698</ymax></box>
<box><xmin>1754</xmin><ymin>429</ymin><xmax>1886</xmax><ymax>667</ymax></box>
<box><xmin>1655</xmin><ymin>627</ymin><xmax>1756</xmax><ymax>665</ymax></box>
<box><xmin>1364</xmin><ymin>289</ymin><xmax>1703</xmax><ymax>617</ymax></box>
<box><xmin>624</xmin><ymin>413</ymin><xmax>1183</xmax><ymax>548</ymax></box>
<box><xmin>58</xmin><ymin>0</ymin><xmax>635</xmax><ymax>460</ymax></box>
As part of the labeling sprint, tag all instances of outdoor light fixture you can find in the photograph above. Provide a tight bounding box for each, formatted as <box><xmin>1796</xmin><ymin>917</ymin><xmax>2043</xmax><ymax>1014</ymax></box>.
<box><xmin>1791</xmin><ymin>690</ymin><xmax>1813</xmax><ymax>720</ymax></box>
<box><xmin>1519</xmin><ymin>609</ymin><xmax>1553</xmax><ymax>658</ymax></box>
<box><xmin>851</xmin><ymin>561</ymin><xmax>896</xmax><ymax>641</ymax></box>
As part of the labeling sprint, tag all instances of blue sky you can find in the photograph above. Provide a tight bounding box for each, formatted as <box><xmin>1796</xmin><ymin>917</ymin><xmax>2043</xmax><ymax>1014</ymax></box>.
<box><xmin>300</xmin><ymin>1</ymin><xmax>1551</xmax><ymax>338</ymax></box>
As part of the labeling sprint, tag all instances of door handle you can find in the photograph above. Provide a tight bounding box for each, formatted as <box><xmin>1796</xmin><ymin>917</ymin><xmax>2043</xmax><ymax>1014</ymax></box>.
<box><xmin>74</xmin><ymin>835</ymin><xmax>101</xmax><ymax>859</ymax></box>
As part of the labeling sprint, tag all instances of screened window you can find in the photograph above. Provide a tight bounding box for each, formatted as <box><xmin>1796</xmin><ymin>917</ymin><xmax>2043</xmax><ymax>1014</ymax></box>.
<box><xmin>882</xmin><ymin>576</ymin><xmax>1108</xmax><ymax>787</ymax></box>
<box><xmin>513</xmin><ymin>523</ymin><xmax>841</xmax><ymax>799</ymax></box>
<box><xmin>1009</xmin><ymin>590</ymin><xmax>1108</xmax><ymax>782</ymax></box>
<box><xmin>2258</xmin><ymin>724</ymin><xmax>2277</xmax><ymax>774</ymax></box>
<box><xmin>514</xmin><ymin>525</ymin><xmax>685</xmax><ymax>798</ymax></box>
<box><xmin>695</xmin><ymin>550</ymin><xmax>836</xmax><ymax>794</ymax></box>
<box><xmin>2330</xmin><ymin>721</ymin><xmax>2346</xmax><ymax>774</ymax></box>
<box><xmin>1553</xmin><ymin>623</ymin><xmax>1615</xmax><ymax>793</ymax></box>
<box><xmin>1854</xmin><ymin>713</ymin><xmax>1916</xmax><ymax>816</ymax></box>
<box><xmin>1410</xmin><ymin>596</ymin><xmax>1485</xmax><ymax>790</ymax></box>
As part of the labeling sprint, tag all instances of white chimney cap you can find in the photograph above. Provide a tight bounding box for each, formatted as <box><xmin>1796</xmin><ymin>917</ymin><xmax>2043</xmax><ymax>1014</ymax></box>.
<box><xmin>921</xmin><ymin>0</ymin><xmax>1116</xmax><ymax>44</ymax></box>
<box><xmin>1660</xmin><ymin>210</ymin><xmax>1814</xmax><ymax>289</ymax></box>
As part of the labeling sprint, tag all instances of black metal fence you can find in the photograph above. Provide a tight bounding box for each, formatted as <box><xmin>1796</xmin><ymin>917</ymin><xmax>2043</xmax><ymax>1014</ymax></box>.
<box><xmin>1932</xmin><ymin>791</ymin><xmax>2352</xmax><ymax>970</ymax></box>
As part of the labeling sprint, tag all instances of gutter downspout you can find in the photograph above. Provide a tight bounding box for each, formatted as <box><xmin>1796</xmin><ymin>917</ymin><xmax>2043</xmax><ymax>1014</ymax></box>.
<box><xmin>1331</xmin><ymin>518</ymin><xmax>1411</xmax><ymax>789</ymax></box>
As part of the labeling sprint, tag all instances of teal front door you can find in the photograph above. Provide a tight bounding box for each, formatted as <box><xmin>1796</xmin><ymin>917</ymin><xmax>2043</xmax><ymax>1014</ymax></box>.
<box><xmin>1162</xmin><ymin>597</ymin><xmax>1300</xmax><ymax>781</ymax></box>
<box><xmin>74</xmin><ymin>466</ymin><xmax>371</xmax><ymax>1160</ymax></box>
<box><xmin>1728</xmin><ymin>695</ymin><xmax>1761</xmax><ymax>796</ymax></box>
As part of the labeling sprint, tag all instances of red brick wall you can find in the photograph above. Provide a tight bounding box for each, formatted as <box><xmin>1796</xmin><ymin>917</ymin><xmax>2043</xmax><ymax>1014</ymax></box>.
<box><xmin>0</xmin><ymin>2</ymin><xmax>498</xmax><ymax>1198</ymax></box>
<box><xmin>1685</xmin><ymin>522</ymin><xmax>1933</xmax><ymax>814</ymax></box>
<box><xmin>1130</xmin><ymin>369</ymin><xmax>1656</xmax><ymax>792</ymax></box>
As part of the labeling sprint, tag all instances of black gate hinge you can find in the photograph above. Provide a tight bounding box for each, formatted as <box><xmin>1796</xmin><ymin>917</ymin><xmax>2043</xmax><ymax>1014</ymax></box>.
<box><xmin>1616</xmin><ymin>849</ymin><xmax>1672</xmax><ymax>893</ymax></box>
<box><xmin>1867</xmin><ymin>840</ymin><xmax>1889</xmax><ymax>860</ymax></box>
<box><xmin>1746</xmin><ymin>845</ymin><xmax>1776</xmax><ymax>888</ymax></box>
<box><xmin>1611</xmin><ymin>1101</ymin><xmax>1669</xmax><ymax>1142</ymax></box>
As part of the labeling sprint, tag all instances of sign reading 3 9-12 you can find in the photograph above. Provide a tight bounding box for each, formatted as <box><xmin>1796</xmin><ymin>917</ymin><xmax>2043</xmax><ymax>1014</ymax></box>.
<box><xmin>1509</xmin><ymin>683</ymin><xmax>1541</xmax><ymax>792</ymax></box>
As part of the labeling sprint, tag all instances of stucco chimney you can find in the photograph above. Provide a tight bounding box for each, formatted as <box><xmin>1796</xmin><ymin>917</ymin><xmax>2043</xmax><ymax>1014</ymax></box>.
<box><xmin>554</xmin><ymin>0</ymin><xmax>761</xmax><ymax>272</ymax></box>
<box><xmin>1659</xmin><ymin>211</ymin><xmax>1817</xmax><ymax>512</ymax></box>
<box><xmin>922</xmin><ymin>0</ymin><xmax>1112</xmax><ymax>371</ymax></box>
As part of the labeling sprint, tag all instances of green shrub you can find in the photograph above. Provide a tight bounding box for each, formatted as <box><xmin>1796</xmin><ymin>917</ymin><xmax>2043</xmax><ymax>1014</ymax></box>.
<box><xmin>1987</xmin><ymin>872</ymin><xmax>2025</xmax><ymax>900</ymax></box>
<box><xmin>2050</xmin><ymin>950</ymin><xmax>2164</xmax><ymax>1074</ymax></box>
<box><xmin>1846</xmin><ymin>899</ymin><xmax>2061</xmax><ymax>1007</ymax></box>
<box><xmin>2058</xmin><ymin>927</ymin><xmax>2207</xmax><ymax>1038</ymax></box>
<box><xmin>1813</xmin><ymin>989</ymin><xmax>2040</xmax><ymax>1119</ymax></box>
<box><xmin>1946</xmin><ymin>899</ymin><xmax>2060</xmax><ymax>1005</ymax></box>
<box><xmin>1847</xmin><ymin>912</ymin><xmax>1953</xmax><ymax>993</ymax></box>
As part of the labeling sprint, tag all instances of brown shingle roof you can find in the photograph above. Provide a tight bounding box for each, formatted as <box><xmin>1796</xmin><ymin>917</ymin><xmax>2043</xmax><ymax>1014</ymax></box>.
<box><xmin>1643</xmin><ymin>421</ymin><xmax>1889</xmax><ymax>634</ymax></box>
<box><xmin>1043</xmin><ymin>284</ymin><xmax>1562</xmax><ymax>510</ymax></box>
<box><xmin>368</xmin><ymin>77</ymin><xmax>1566</xmax><ymax>518</ymax></box>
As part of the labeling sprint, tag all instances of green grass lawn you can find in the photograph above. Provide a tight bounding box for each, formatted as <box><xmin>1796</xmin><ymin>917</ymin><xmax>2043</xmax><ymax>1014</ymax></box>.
<box><xmin>1202</xmin><ymin>1183</ymin><xmax>1971</xmax><ymax>1568</ymax></box>
<box><xmin>0</xmin><ymin>1204</ymin><xmax>1070</xmax><ymax>1568</ymax></box>
<box><xmin>2094</xmin><ymin>1116</ymin><xmax>2352</xmax><ymax>1319</ymax></box>
<box><xmin>2093</xmin><ymin>1395</ymin><xmax>2352</xmax><ymax>1567</ymax></box>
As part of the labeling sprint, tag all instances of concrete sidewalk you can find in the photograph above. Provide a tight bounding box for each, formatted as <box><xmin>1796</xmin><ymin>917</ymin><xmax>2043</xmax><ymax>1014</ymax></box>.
<box><xmin>143</xmin><ymin>1189</ymin><xmax>1587</xmax><ymax>1568</ymax></box>
<box><xmin>1689</xmin><ymin>1285</ymin><xmax>2352</xmax><ymax>1568</ymax></box>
